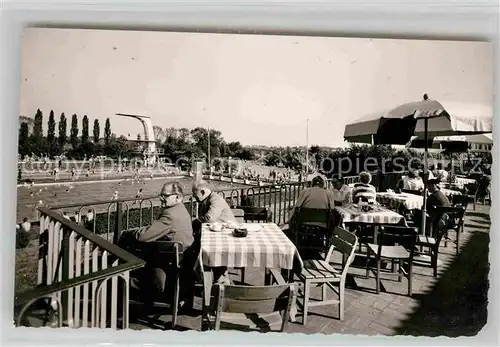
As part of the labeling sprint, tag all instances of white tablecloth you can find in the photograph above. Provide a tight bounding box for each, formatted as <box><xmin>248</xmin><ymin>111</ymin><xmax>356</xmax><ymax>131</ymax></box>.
<box><xmin>376</xmin><ymin>192</ymin><xmax>423</xmax><ymax>211</ymax></box>
<box><xmin>454</xmin><ymin>177</ymin><xmax>476</xmax><ymax>189</ymax></box>
<box><xmin>334</xmin><ymin>205</ymin><xmax>405</xmax><ymax>225</ymax></box>
<box><xmin>440</xmin><ymin>188</ymin><xmax>463</xmax><ymax>197</ymax></box>
<box><xmin>201</xmin><ymin>223</ymin><xmax>298</xmax><ymax>269</ymax></box>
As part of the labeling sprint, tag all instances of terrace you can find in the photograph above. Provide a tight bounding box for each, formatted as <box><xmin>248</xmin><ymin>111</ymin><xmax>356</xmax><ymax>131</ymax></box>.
<box><xmin>14</xmin><ymin>173</ymin><xmax>490</xmax><ymax>336</ymax></box>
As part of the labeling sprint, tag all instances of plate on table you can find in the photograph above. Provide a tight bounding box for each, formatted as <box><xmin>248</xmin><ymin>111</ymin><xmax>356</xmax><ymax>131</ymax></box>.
<box><xmin>245</xmin><ymin>224</ymin><xmax>263</xmax><ymax>232</ymax></box>
<box><xmin>208</xmin><ymin>223</ymin><xmax>223</xmax><ymax>232</ymax></box>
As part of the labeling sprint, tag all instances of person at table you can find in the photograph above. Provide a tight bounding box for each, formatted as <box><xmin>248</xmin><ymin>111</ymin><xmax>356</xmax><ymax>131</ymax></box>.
<box><xmin>434</xmin><ymin>163</ymin><xmax>449</xmax><ymax>182</ymax></box>
<box><xmin>287</xmin><ymin>175</ymin><xmax>334</xmax><ymax>259</ymax></box>
<box><xmin>398</xmin><ymin>169</ymin><xmax>424</xmax><ymax>192</ymax></box>
<box><xmin>331</xmin><ymin>176</ymin><xmax>352</xmax><ymax>206</ymax></box>
<box><xmin>288</xmin><ymin>175</ymin><xmax>335</xmax><ymax>224</ymax></box>
<box><xmin>426</xmin><ymin>178</ymin><xmax>451</xmax><ymax>214</ymax></box>
<box><xmin>192</xmin><ymin>180</ymin><xmax>236</xmax><ymax>285</ymax></box>
<box><xmin>192</xmin><ymin>180</ymin><xmax>236</xmax><ymax>225</ymax></box>
<box><xmin>119</xmin><ymin>181</ymin><xmax>196</xmax><ymax>309</ymax></box>
<box><xmin>352</xmin><ymin>171</ymin><xmax>377</xmax><ymax>204</ymax></box>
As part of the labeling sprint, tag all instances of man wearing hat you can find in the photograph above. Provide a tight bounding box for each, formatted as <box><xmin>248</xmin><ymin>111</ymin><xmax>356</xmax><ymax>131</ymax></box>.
<box><xmin>426</xmin><ymin>177</ymin><xmax>451</xmax><ymax>214</ymax></box>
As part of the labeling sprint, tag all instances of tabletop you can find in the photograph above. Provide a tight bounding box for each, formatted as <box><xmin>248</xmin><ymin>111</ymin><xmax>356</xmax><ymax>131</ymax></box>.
<box><xmin>201</xmin><ymin>223</ymin><xmax>298</xmax><ymax>270</ymax></box>
<box><xmin>376</xmin><ymin>192</ymin><xmax>423</xmax><ymax>211</ymax></box>
<box><xmin>334</xmin><ymin>204</ymin><xmax>405</xmax><ymax>225</ymax></box>
<box><xmin>440</xmin><ymin>188</ymin><xmax>463</xmax><ymax>197</ymax></box>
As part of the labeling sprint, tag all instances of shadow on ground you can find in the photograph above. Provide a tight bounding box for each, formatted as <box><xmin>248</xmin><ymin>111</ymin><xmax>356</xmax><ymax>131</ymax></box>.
<box><xmin>393</xmin><ymin>230</ymin><xmax>490</xmax><ymax>337</ymax></box>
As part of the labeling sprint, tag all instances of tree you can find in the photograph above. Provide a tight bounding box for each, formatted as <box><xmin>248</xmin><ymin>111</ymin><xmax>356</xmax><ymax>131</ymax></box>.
<box><xmin>70</xmin><ymin>114</ymin><xmax>79</xmax><ymax>149</ymax></box>
<box><xmin>18</xmin><ymin>122</ymin><xmax>30</xmax><ymax>156</ymax></box>
<box><xmin>29</xmin><ymin>109</ymin><xmax>45</xmax><ymax>156</ymax></box>
<box><xmin>153</xmin><ymin>125</ymin><xmax>166</xmax><ymax>143</ymax></box>
<box><xmin>93</xmin><ymin>119</ymin><xmax>100</xmax><ymax>143</ymax></box>
<box><xmin>46</xmin><ymin>110</ymin><xmax>59</xmax><ymax>156</ymax></box>
<box><xmin>227</xmin><ymin>141</ymin><xmax>243</xmax><ymax>157</ymax></box>
<box><xmin>33</xmin><ymin>109</ymin><xmax>43</xmax><ymax>138</ymax></box>
<box><xmin>104</xmin><ymin>118</ymin><xmax>112</xmax><ymax>147</ymax></box>
<box><xmin>58</xmin><ymin>113</ymin><xmax>67</xmax><ymax>147</ymax></box>
<box><xmin>81</xmin><ymin>115</ymin><xmax>89</xmax><ymax>143</ymax></box>
<box><xmin>47</xmin><ymin>110</ymin><xmax>56</xmax><ymax>144</ymax></box>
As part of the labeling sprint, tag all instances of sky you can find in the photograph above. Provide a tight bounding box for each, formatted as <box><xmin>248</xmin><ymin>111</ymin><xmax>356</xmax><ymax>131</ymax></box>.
<box><xmin>19</xmin><ymin>28</ymin><xmax>494</xmax><ymax>148</ymax></box>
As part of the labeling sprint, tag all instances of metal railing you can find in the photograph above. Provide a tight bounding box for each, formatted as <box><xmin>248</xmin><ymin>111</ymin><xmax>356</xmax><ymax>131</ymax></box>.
<box><xmin>15</xmin><ymin>207</ymin><xmax>145</xmax><ymax>329</ymax></box>
<box><xmin>15</xmin><ymin>170</ymin><xmax>404</xmax><ymax>329</ymax></box>
<box><xmin>47</xmin><ymin>172</ymin><xmax>403</xmax><ymax>241</ymax></box>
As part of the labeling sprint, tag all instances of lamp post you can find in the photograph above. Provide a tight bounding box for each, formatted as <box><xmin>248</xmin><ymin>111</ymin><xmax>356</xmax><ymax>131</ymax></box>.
<box><xmin>305</xmin><ymin>118</ymin><xmax>309</xmax><ymax>176</ymax></box>
<box><xmin>207</xmin><ymin>127</ymin><xmax>211</xmax><ymax>177</ymax></box>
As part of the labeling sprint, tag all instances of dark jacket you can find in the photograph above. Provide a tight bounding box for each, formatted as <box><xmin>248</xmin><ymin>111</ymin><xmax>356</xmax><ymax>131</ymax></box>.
<box><xmin>426</xmin><ymin>189</ymin><xmax>451</xmax><ymax>214</ymax></box>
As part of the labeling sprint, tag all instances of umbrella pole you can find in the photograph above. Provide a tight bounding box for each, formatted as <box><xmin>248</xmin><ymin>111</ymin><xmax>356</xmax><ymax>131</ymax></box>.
<box><xmin>421</xmin><ymin>118</ymin><xmax>429</xmax><ymax>236</ymax></box>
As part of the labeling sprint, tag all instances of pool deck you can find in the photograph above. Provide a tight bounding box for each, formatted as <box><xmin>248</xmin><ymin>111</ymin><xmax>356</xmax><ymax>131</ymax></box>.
<box><xmin>129</xmin><ymin>204</ymin><xmax>490</xmax><ymax>337</ymax></box>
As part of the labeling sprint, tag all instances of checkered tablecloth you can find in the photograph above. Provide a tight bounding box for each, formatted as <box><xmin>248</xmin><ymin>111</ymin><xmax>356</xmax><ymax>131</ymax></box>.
<box><xmin>335</xmin><ymin>205</ymin><xmax>405</xmax><ymax>225</ymax></box>
<box><xmin>454</xmin><ymin>177</ymin><xmax>476</xmax><ymax>189</ymax></box>
<box><xmin>440</xmin><ymin>188</ymin><xmax>463</xmax><ymax>197</ymax></box>
<box><xmin>376</xmin><ymin>192</ymin><xmax>423</xmax><ymax>211</ymax></box>
<box><xmin>201</xmin><ymin>223</ymin><xmax>298</xmax><ymax>269</ymax></box>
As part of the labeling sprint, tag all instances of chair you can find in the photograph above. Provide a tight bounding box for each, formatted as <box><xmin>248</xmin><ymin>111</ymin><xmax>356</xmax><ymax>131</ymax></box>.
<box><xmin>291</xmin><ymin>227</ymin><xmax>358</xmax><ymax>324</ymax></box>
<box><xmin>290</xmin><ymin>208</ymin><xmax>336</xmax><ymax>260</ymax></box>
<box><xmin>365</xmin><ymin>226</ymin><xmax>418</xmax><ymax>296</ymax></box>
<box><xmin>433</xmin><ymin>206</ymin><xmax>466</xmax><ymax>256</ymax></box>
<box><xmin>231</xmin><ymin>208</ymin><xmax>245</xmax><ymax>223</ymax></box>
<box><xmin>138</xmin><ymin>241</ymin><xmax>183</xmax><ymax>328</ymax></box>
<box><xmin>206</xmin><ymin>283</ymin><xmax>297</xmax><ymax>332</ymax></box>
<box><xmin>237</xmin><ymin>206</ymin><xmax>272</xmax><ymax>223</ymax></box>
<box><xmin>464</xmin><ymin>183</ymin><xmax>479</xmax><ymax>211</ymax></box>
<box><xmin>451</xmin><ymin>194</ymin><xmax>470</xmax><ymax>209</ymax></box>
<box><xmin>415</xmin><ymin>213</ymin><xmax>451</xmax><ymax>277</ymax></box>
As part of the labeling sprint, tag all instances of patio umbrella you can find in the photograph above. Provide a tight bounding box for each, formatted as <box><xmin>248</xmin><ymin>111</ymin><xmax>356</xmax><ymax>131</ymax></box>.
<box><xmin>344</xmin><ymin>96</ymin><xmax>492</xmax><ymax>234</ymax></box>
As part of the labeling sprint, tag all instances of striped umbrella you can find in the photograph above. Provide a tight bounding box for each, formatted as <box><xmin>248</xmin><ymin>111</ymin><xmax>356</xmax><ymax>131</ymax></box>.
<box><xmin>344</xmin><ymin>96</ymin><xmax>492</xmax><ymax>234</ymax></box>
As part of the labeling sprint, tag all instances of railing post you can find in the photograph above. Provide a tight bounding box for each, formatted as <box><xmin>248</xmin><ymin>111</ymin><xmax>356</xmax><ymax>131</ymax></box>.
<box><xmin>61</xmin><ymin>230</ymin><xmax>70</xmax><ymax>325</ymax></box>
<box><xmin>113</xmin><ymin>202</ymin><xmax>122</xmax><ymax>245</ymax></box>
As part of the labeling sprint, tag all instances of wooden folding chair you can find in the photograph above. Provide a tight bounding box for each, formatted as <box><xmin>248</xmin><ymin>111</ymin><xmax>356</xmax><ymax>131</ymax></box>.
<box><xmin>365</xmin><ymin>226</ymin><xmax>418</xmax><ymax>296</ymax></box>
<box><xmin>207</xmin><ymin>283</ymin><xmax>297</xmax><ymax>332</ymax></box>
<box><xmin>291</xmin><ymin>227</ymin><xmax>358</xmax><ymax>324</ymax></box>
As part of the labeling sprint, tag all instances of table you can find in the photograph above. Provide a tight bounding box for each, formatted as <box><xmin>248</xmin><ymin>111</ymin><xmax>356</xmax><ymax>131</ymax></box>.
<box><xmin>440</xmin><ymin>188</ymin><xmax>463</xmax><ymax>197</ymax></box>
<box><xmin>200</xmin><ymin>223</ymin><xmax>302</xmax><ymax>321</ymax></box>
<box><xmin>335</xmin><ymin>205</ymin><xmax>406</xmax><ymax>226</ymax></box>
<box><xmin>200</xmin><ymin>223</ymin><xmax>298</xmax><ymax>270</ymax></box>
<box><xmin>376</xmin><ymin>192</ymin><xmax>423</xmax><ymax>211</ymax></box>
<box><xmin>453</xmin><ymin>177</ymin><xmax>476</xmax><ymax>189</ymax></box>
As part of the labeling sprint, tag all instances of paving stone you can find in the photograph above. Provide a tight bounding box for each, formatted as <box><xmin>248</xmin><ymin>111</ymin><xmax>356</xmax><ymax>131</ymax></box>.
<box><xmin>364</xmin><ymin>321</ymin><xmax>395</xmax><ymax>336</ymax></box>
<box><xmin>371</xmin><ymin>298</ymin><xmax>392</xmax><ymax>311</ymax></box>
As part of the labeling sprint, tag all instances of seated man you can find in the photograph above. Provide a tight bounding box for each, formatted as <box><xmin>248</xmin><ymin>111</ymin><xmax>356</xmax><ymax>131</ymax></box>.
<box><xmin>352</xmin><ymin>171</ymin><xmax>377</xmax><ymax>204</ymax></box>
<box><xmin>426</xmin><ymin>178</ymin><xmax>451</xmax><ymax>214</ymax></box>
<box><xmin>288</xmin><ymin>175</ymin><xmax>335</xmax><ymax>259</ymax></box>
<box><xmin>192</xmin><ymin>180</ymin><xmax>236</xmax><ymax>225</ymax></box>
<box><xmin>413</xmin><ymin>178</ymin><xmax>451</xmax><ymax>234</ymax></box>
<box><xmin>192</xmin><ymin>180</ymin><xmax>236</xmax><ymax>284</ymax></box>
<box><xmin>289</xmin><ymin>175</ymin><xmax>335</xmax><ymax>223</ymax></box>
<box><xmin>331</xmin><ymin>176</ymin><xmax>352</xmax><ymax>206</ymax></box>
<box><xmin>119</xmin><ymin>182</ymin><xmax>196</xmax><ymax>308</ymax></box>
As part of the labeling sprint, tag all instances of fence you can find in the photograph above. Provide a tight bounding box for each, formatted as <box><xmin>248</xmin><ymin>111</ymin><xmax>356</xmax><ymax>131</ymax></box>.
<box><xmin>15</xmin><ymin>207</ymin><xmax>145</xmax><ymax>329</ymax></box>
<box><xmin>48</xmin><ymin>171</ymin><xmax>404</xmax><ymax>240</ymax></box>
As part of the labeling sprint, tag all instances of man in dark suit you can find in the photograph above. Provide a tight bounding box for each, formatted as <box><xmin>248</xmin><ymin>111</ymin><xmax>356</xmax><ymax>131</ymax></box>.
<box><xmin>120</xmin><ymin>181</ymin><xmax>196</xmax><ymax>308</ymax></box>
<box><xmin>426</xmin><ymin>178</ymin><xmax>451</xmax><ymax>214</ymax></box>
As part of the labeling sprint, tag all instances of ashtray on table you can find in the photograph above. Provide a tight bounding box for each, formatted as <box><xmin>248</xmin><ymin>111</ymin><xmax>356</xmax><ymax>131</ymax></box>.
<box><xmin>232</xmin><ymin>228</ymin><xmax>248</xmax><ymax>238</ymax></box>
